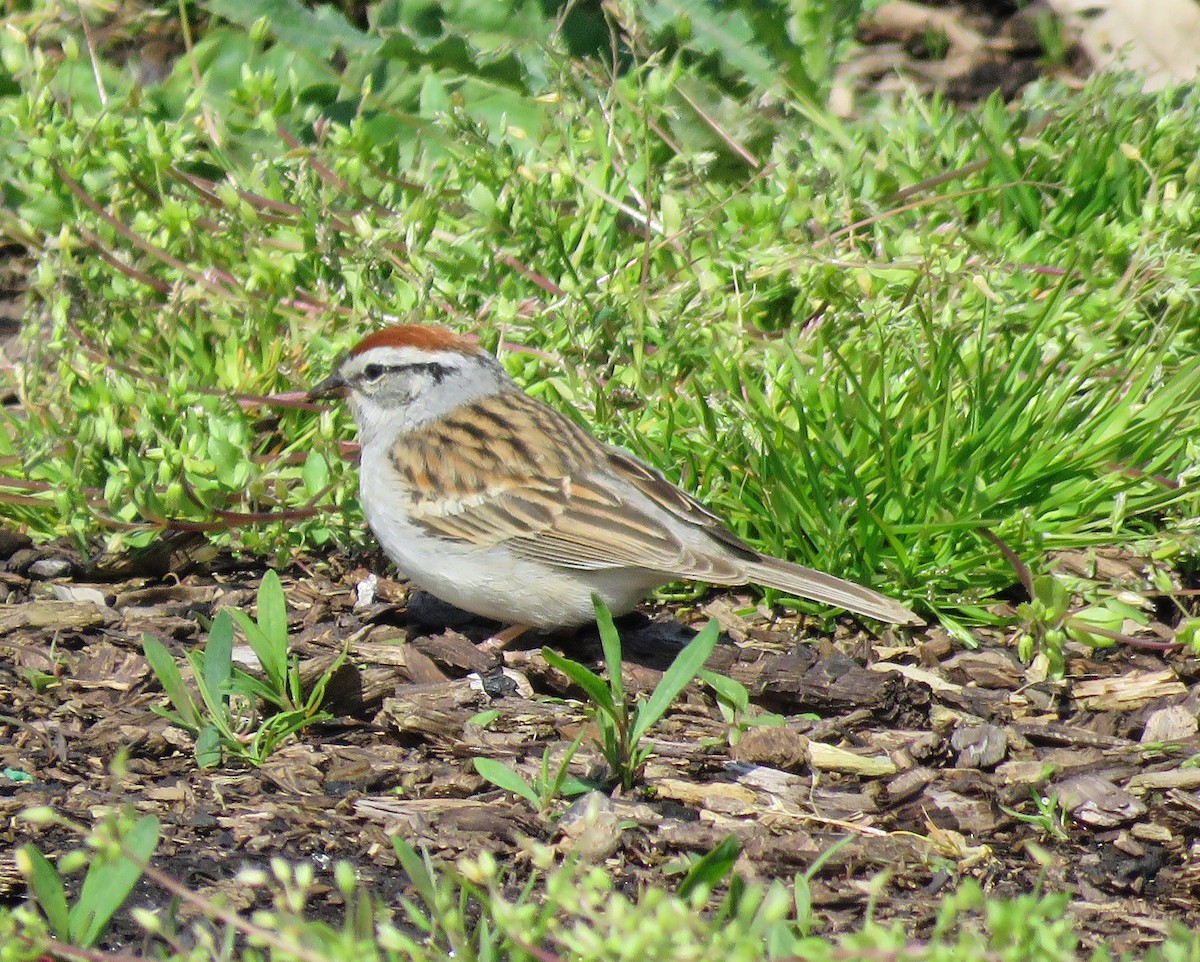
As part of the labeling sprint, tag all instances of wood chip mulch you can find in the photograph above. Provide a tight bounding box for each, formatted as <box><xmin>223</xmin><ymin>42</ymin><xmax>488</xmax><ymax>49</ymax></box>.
<box><xmin>1</xmin><ymin>532</ymin><xmax>1199</xmax><ymax>953</ymax></box>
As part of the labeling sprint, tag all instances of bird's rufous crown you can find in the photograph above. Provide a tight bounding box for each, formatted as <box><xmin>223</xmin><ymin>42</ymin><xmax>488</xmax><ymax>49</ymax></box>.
<box><xmin>349</xmin><ymin>324</ymin><xmax>479</xmax><ymax>357</ymax></box>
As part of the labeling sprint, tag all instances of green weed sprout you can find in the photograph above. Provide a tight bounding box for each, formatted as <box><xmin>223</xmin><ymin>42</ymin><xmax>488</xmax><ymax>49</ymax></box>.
<box><xmin>17</xmin><ymin>810</ymin><xmax>159</xmax><ymax>949</ymax></box>
<box><xmin>142</xmin><ymin>570</ymin><xmax>344</xmax><ymax>766</ymax></box>
<box><xmin>543</xmin><ymin>596</ymin><xmax>720</xmax><ymax>791</ymax></box>
<box><xmin>473</xmin><ymin>733</ymin><xmax>593</xmax><ymax>815</ymax></box>
<box><xmin>699</xmin><ymin>669</ymin><xmax>785</xmax><ymax>747</ymax></box>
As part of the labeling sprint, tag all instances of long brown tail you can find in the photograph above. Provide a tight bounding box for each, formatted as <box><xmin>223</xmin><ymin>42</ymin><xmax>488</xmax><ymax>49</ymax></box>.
<box><xmin>743</xmin><ymin>557</ymin><xmax>920</xmax><ymax>624</ymax></box>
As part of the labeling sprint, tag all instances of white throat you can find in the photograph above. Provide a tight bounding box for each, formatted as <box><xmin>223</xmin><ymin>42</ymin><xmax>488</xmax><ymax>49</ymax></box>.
<box><xmin>343</xmin><ymin>347</ymin><xmax>513</xmax><ymax>449</ymax></box>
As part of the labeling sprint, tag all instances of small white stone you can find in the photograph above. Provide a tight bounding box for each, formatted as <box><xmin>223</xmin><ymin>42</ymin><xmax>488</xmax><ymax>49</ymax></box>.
<box><xmin>354</xmin><ymin>574</ymin><xmax>378</xmax><ymax>609</ymax></box>
<box><xmin>30</xmin><ymin>558</ymin><xmax>71</xmax><ymax>579</ymax></box>
<box><xmin>50</xmin><ymin>584</ymin><xmax>108</xmax><ymax>606</ymax></box>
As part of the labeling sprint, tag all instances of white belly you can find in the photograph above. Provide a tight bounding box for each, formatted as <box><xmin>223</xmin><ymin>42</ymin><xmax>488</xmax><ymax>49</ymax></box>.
<box><xmin>360</xmin><ymin>471</ymin><xmax>663</xmax><ymax>628</ymax></box>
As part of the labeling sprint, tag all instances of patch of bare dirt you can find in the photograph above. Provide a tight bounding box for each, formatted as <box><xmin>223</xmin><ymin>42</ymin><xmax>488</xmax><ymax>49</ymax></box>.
<box><xmin>2</xmin><ymin>533</ymin><xmax>1199</xmax><ymax>954</ymax></box>
<box><xmin>843</xmin><ymin>0</ymin><xmax>1091</xmax><ymax>110</ymax></box>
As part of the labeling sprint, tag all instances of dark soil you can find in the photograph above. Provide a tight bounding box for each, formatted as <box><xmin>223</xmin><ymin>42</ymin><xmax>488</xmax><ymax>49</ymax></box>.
<box><xmin>1</xmin><ymin>534</ymin><xmax>1199</xmax><ymax>954</ymax></box>
<box><xmin>845</xmin><ymin>0</ymin><xmax>1093</xmax><ymax>107</ymax></box>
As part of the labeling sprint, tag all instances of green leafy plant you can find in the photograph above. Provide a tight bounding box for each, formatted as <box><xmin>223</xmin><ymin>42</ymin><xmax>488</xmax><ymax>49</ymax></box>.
<box><xmin>1000</xmin><ymin>789</ymin><xmax>1070</xmax><ymax>842</ymax></box>
<box><xmin>684</xmin><ymin>300</ymin><xmax>1200</xmax><ymax>635</ymax></box>
<box><xmin>699</xmin><ymin>669</ymin><xmax>785</xmax><ymax>747</ymax></box>
<box><xmin>5</xmin><ymin>11</ymin><xmax>1200</xmax><ymax>636</ymax></box>
<box><xmin>390</xmin><ymin>836</ymin><xmax>508</xmax><ymax>959</ymax></box>
<box><xmin>1175</xmin><ymin>618</ymin><xmax>1200</xmax><ymax>657</ymax></box>
<box><xmin>381</xmin><ymin>836</ymin><xmax>1124</xmax><ymax>962</ymax></box>
<box><xmin>675</xmin><ymin>835</ymin><xmax>741</xmax><ymax>902</ymax></box>
<box><xmin>473</xmin><ymin>733</ymin><xmax>593</xmax><ymax>814</ymax></box>
<box><xmin>988</xmin><ymin>522</ymin><xmax>1162</xmax><ymax>674</ymax></box>
<box><xmin>542</xmin><ymin>597</ymin><xmax>720</xmax><ymax>791</ymax></box>
<box><xmin>9</xmin><ymin>816</ymin><xmax>1200</xmax><ymax>961</ymax></box>
<box><xmin>16</xmin><ymin>810</ymin><xmax>159</xmax><ymax>949</ymax></box>
<box><xmin>142</xmin><ymin>571</ymin><xmax>342</xmax><ymax>766</ymax></box>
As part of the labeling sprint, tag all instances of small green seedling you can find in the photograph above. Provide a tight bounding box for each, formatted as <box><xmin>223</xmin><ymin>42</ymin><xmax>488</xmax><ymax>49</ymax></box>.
<box><xmin>542</xmin><ymin>596</ymin><xmax>720</xmax><ymax>791</ymax></box>
<box><xmin>143</xmin><ymin>570</ymin><xmax>343</xmax><ymax>766</ymax></box>
<box><xmin>1013</xmin><ymin>573</ymin><xmax>1147</xmax><ymax>677</ymax></box>
<box><xmin>474</xmin><ymin>733</ymin><xmax>593</xmax><ymax>814</ymax></box>
<box><xmin>1000</xmin><ymin>789</ymin><xmax>1070</xmax><ymax>842</ymax></box>
<box><xmin>699</xmin><ymin>669</ymin><xmax>785</xmax><ymax>747</ymax></box>
<box><xmin>17</xmin><ymin>811</ymin><xmax>159</xmax><ymax>948</ymax></box>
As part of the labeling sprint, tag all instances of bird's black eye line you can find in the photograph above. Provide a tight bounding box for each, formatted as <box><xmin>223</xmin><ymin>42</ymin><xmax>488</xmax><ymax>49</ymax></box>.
<box><xmin>358</xmin><ymin>361</ymin><xmax>449</xmax><ymax>384</ymax></box>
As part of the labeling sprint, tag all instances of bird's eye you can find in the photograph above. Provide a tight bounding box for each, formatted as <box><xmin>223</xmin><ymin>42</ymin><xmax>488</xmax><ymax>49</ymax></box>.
<box><xmin>362</xmin><ymin>364</ymin><xmax>386</xmax><ymax>382</ymax></box>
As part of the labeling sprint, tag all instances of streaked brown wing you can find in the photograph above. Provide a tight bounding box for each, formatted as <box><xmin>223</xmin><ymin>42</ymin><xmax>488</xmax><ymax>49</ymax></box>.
<box><xmin>389</xmin><ymin>390</ymin><xmax>753</xmax><ymax>579</ymax></box>
<box><xmin>602</xmin><ymin>448</ymin><xmax>762</xmax><ymax>561</ymax></box>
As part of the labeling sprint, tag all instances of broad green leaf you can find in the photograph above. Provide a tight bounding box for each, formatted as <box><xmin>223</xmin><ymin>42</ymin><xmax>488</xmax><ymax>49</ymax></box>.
<box><xmin>1032</xmin><ymin>576</ymin><xmax>1069</xmax><ymax>619</ymax></box>
<box><xmin>1176</xmin><ymin>619</ymin><xmax>1200</xmax><ymax>655</ymax></box>
<box><xmin>636</xmin><ymin>0</ymin><xmax>777</xmax><ymax>91</ymax></box>
<box><xmin>256</xmin><ymin>570</ymin><xmax>289</xmax><ymax>650</ymax></box>
<box><xmin>203</xmin><ymin>611</ymin><xmax>234</xmax><ymax>711</ymax></box>
<box><xmin>17</xmin><ymin>846</ymin><xmax>70</xmax><ymax>940</ymax></box>
<box><xmin>195</xmin><ymin>726</ymin><xmax>223</xmax><ymax>769</ymax></box>
<box><xmin>71</xmin><ymin>815</ymin><xmax>160</xmax><ymax>947</ymax></box>
<box><xmin>467</xmin><ymin>709</ymin><xmax>500</xmax><ymax>728</ymax></box>
<box><xmin>698</xmin><ymin>669</ymin><xmax>749</xmax><ymax>711</ymax></box>
<box><xmin>141</xmin><ymin>635</ymin><xmax>203</xmax><ymax>731</ymax></box>
<box><xmin>558</xmin><ymin>777</ymin><xmax>597</xmax><ymax>798</ymax></box>
<box><xmin>301</xmin><ymin>450</ymin><xmax>330</xmax><ymax>497</ymax></box>
<box><xmin>473</xmin><ymin>758</ymin><xmax>539</xmax><ymax>807</ymax></box>
<box><xmin>207</xmin><ymin>0</ymin><xmax>379</xmax><ymax>59</ymax></box>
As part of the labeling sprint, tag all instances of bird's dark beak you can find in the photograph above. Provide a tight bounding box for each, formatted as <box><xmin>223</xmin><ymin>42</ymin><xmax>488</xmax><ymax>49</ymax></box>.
<box><xmin>306</xmin><ymin>372</ymin><xmax>348</xmax><ymax>402</ymax></box>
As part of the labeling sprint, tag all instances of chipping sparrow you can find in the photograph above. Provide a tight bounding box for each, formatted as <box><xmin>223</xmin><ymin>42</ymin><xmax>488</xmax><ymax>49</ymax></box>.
<box><xmin>308</xmin><ymin>325</ymin><xmax>918</xmax><ymax>637</ymax></box>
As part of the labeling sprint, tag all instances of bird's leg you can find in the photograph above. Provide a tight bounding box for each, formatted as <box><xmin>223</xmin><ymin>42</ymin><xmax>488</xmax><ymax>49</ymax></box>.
<box><xmin>479</xmin><ymin>623</ymin><xmax>532</xmax><ymax>653</ymax></box>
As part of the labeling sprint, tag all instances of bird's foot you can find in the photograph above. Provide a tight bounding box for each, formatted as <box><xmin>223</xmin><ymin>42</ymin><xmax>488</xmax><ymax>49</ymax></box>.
<box><xmin>479</xmin><ymin>623</ymin><xmax>532</xmax><ymax>653</ymax></box>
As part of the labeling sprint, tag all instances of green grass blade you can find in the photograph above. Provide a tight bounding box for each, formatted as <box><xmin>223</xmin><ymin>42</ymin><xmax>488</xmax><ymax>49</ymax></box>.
<box><xmin>148</xmin><ymin>704</ymin><xmax>198</xmax><ymax>731</ymax></box>
<box><xmin>592</xmin><ymin>595</ymin><xmax>625</xmax><ymax>706</ymax></box>
<box><xmin>228</xmin><ymin>607</ymin><xmax>286</xmax><ymax>695</ymax></box>
<box><xmin>542</xmin><ymin>648</ymin><xmax>617</xmax><ymax>717</ymax></box>
<box><xmin>185</xmin><ymin>650</ymin><xmax>235</xmax><ymax>737</ymax></box>
<box><xmin>970</xmin><ymin>96</ymin><xmax>1042</xmax><ymax>230</ymax></box>
<box><xmin>231</xmin><ymin>667</ymin><xmax>288</xmax><ymax>710</ymax></box>
<box><xmin>392</xmin><ymin>837</ymin><xmax>437</xmax><ymax>908</ymax></box>
<box><xmin>677</xmin><ymin>834</ymin><xmax>740</xmax><ymax>900</ymax></box>
<box><xmin>631</xmin><ymin>619</ymin><xmax>720</xmax><ymax>744</ymax></box>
